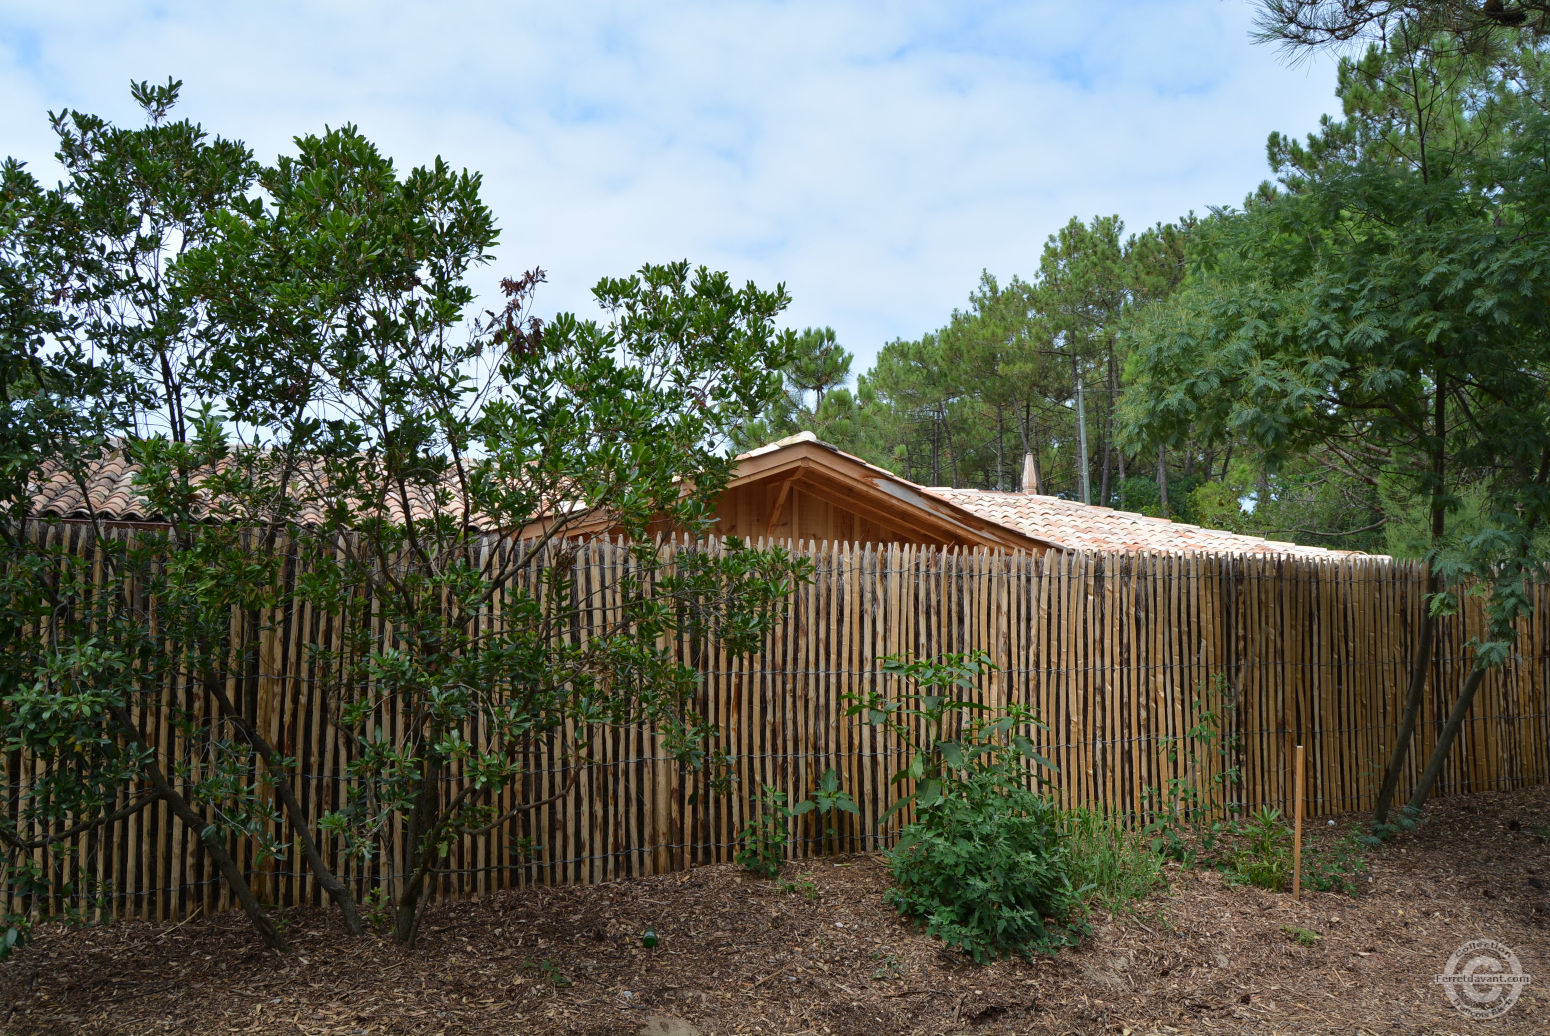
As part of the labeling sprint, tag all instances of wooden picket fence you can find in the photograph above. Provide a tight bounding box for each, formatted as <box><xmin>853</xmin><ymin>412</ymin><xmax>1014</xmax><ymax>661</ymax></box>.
<box><xmin>5</xmin><ymin>528</ymin><xmax>1550</xmax><ymax>922</ymax></box>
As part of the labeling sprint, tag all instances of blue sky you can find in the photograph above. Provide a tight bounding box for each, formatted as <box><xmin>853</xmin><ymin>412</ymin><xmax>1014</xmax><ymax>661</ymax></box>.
<box><xmin>0</xmin><ymin>1</ymin><xmax>1339</xmax><ymax>373</ymax></box>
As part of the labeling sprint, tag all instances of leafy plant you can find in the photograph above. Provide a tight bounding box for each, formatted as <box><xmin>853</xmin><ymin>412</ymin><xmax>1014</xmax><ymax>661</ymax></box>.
<box><xmin>791</xmin><ymin>767</ymin><xmax>859</xmax><ymax>855</ymax></box>
<box><xmin>736</xmin><ymin>785</ymin><xmax>797</xmax><ymax>879</ymax></box>
<box><xmin>886</xmin><ymin>768</ymin><xmax>1082</xmax><ymax>963</ymax></box>
<box><xmin>845</xmin><ymin>651</ymin><xmax>1057</xmax><ymax>823</ymax></box>
<box><xmin>1142</xmin><ymin>676</ymin><xmax>1242</xmax><ymax>865</ymax></box>
<box><xmin>869</xmin><ymin>950</ymin><xmax>906</xmax><ymax>982</ymax></box>
<box><xmin>1231</xmin><ymin>806</ymin><xmax>1293</xmax><ymax>892</ymax></box>
<box><xmin>0</xmin><ymin>919</ymin><xmax>25</xmax><ymax>962</ymax></box>
<box><xmin>1283</xmin><ymin>925</ymin><xmax>1321</xmax><ymax>948</ymax></box>
<box><xmin>775</xmin><ymin>873</ymin><xmax>819</xmax><ymax>901</ymax></box>
<box><xmin>850</xmin><ymin>652</ymin><xmax>1079</xmax><ymax>962</ymax></box>
<box><xmin>362</xmin><ymin>886</ymin><xmax>391</xmax><ymax>931</ymax></box>
<box><xmin>1301</xmin><ymin>824</ymin><xmax>1370</xmax><ymax>896</ymax></box>
<box><xmin>525</xmin><ymin>959</ymin><xmax>573</xmax><ymax>989</ymax></box>
<box><xmin>1367</xmin><ymin>803</ymin><xmax>1425</xmax><ymax>845</ymax></box>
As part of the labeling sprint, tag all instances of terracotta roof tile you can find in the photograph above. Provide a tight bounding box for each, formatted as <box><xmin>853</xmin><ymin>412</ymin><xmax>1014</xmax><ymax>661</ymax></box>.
<box><xmin>926</xmin><ymin>488</ymin><xmax>1365</xmax><ymax>559</ymax></box>
<box><xmin>26</xmin><ymin>453</ymin><xmax>470</xmax><ymax>526</ymax></box>
<box><xmin>26</xmin><ymin>438</ymin><xmax>1372</xmax><ymax>560</ymax></box>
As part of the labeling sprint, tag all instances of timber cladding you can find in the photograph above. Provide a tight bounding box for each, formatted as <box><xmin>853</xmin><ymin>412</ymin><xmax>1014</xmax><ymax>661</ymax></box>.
<box><xmin>5</xmin><ymin>527</ymin><xmax>1549</xmax><ymax>921</ymax></box>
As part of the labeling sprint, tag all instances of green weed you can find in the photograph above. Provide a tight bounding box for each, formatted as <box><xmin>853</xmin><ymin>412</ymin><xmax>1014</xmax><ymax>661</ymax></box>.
<box><xmin>1060</xmin><ymin>806</ymin><xmax>1166</xmax><ymax>915</ymax></box>
<box><xmin>1283</xmin><ymin>925</ymin><xmax>1321</xmax><ymax>947</ymax></box>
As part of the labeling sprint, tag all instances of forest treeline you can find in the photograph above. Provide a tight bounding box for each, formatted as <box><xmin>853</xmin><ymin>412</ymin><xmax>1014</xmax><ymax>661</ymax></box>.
<box><xmin>737</xmin><ymin>16</ymin><xmax>1550</xmax><ymax>560</ymax></box>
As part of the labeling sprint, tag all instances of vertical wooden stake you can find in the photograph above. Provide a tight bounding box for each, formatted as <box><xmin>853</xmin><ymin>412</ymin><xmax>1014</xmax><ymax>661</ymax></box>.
<box><xmin>1292</xmin><ymin>743</ymin><xmax>1305</xmax><ymax>900</ymax></box>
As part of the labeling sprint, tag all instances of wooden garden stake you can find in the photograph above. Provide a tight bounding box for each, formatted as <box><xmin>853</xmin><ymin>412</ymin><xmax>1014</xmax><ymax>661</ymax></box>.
<box><xmin>1292</xmin><ymin>744</ymin><xmax>1305</xmax><ymax>900</ymax></box>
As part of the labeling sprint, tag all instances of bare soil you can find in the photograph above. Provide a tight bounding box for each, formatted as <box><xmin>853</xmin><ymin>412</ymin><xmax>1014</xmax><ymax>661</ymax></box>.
<box><xmin>3</xmin><ymin>785</ymin><xmax>1547</xmax><ymax>1035</ymax></box>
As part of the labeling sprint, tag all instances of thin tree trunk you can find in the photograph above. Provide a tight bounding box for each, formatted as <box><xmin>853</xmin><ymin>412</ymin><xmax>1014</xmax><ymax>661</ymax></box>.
<box><xmin>1371</xmin><ymin>583</ymin><xmax>1437</xmax><ymax>825</ymax></box>
<box><xmin>995</xmin><ymin>405</ymin><xmax>1006</xmax><ymax>490</ymax></box>
<box><xmin>1104</xmin><ymin>340</ymin><xmax>1118</xmax><ymax>506</ymax></box>
<box><xmin>1404</xmin><ymin>665</ymin><xmax>1489</xmax><ymax>816</ymax></box>
<box><xmin>1076</xmin><ymin>376</ymin><xmax>1091</xmax><ymax>504</ymax></box>
<box><xmin>111</xmin><ymin>706</ymin><xmax>286</xmax><ymax>951</ymax></box>
<box><xmin>1157</xmin><ymin>448</ymin><xmax>1169</xmax><ymax>518</ymax></box>
<box><xmin>1373</xmin><ymin>383</ymin><xmax>1447</xmax><ymax>827</ymax></box>
<box><xmin>208</xmin><ymin>660</ymin><xmax>363</xmax><ymax>935</ymax></box>
<box><xmin>394</xmin><ymin>749</ymin><xmax>444</xmax><ymax>946</ymax></box>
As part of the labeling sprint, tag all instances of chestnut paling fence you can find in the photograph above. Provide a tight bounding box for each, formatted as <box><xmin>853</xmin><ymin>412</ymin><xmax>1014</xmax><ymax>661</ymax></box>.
<box><xmin>5</xmin><ymin>527</ymin><xmax>1550</xmax><ymax>922</ymax></box>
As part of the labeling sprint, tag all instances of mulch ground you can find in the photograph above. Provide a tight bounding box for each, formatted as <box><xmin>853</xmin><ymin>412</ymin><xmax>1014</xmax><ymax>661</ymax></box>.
<box><xmin>3</xmin><ymin>785</ymin><xmax>1547</xmax><ymax>1036</ymax></box>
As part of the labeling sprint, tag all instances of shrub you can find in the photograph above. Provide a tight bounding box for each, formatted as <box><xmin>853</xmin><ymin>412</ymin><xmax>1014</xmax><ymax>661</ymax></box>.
<box><xmin>887</xmin><ymin>770</ymin><xmax>1081</xmax><ymax>962</ymax></box>
<box><xmin>850</xmin><ymin>652</ymin><xmax>1081</xmax><ymax>962</ymax></box>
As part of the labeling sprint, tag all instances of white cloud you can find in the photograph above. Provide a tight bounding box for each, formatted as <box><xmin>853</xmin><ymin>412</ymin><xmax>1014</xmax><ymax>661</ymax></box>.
<box><xmin>0</xmin><ymin>0</ymin><xmax>1339</xmax><ymax>371</ymax></box>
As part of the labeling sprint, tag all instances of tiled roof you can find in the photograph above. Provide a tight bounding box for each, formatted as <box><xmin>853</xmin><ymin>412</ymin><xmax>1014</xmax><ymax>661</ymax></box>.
<box><xmin>926</xmin><ymin>488</ymin><xmax>1362</xmax><ymax>559</ymax></box>
<box><xmin>25</xmin><ymin>436</ymin><xmax>1369</xmax><ymax>559</ymax></box>
<box><xmin>25</xmin><ymin>453</ymin><xmax>473</xmax><ymax>526</ymax></box>
<box><xmin>28</xmin><ymin>453</ymin><xmax>159</xmax><ymax>522</ymax></box>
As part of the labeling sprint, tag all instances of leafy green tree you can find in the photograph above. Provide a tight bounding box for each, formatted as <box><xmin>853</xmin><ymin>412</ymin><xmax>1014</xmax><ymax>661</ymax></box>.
<box><xmin>957</xmin><ymin>272</ymin><xmax>1073</xmax><ymax>493</ymax></box>
<box><xmin>840</xmin><ymin>221</ymin><xmax>1196</xmax><ymax>502</ymax></box>
<box><xmin>1035</xmin><ymin>216</ymin><xmax>1131</xmax><ymax>504</ymax></box>
<box><xmin>732</xmin><ymin>326</ymin><xmax>855</xmax><ymax>450</ymax></box>
<box><xmin>1122</xmin><ymin>29</ymin><xmax>1550</xmax><ymax>824</ymax></box>
<box><xmin>786</xmin><ymin>326</ymin><xmax>852</xmax><ymax>415</ymax></box>
<box><xmin>862</xmin><ymin>332</ymin><xmax>977</xmax><ymax>485</ymax></box>
<box><xmin>2</xmin><ymin>81</ymin><xmax>806</xmax><ymax>952</ymax></box>
<box><xmin>2</xmin><ymin>79</ymin><xmax>304</xmax><ymax>951</ymax></box>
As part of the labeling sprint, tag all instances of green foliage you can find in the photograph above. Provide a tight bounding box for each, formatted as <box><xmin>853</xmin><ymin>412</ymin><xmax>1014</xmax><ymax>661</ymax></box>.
<box><xmin>0</xmin><ymin>921</ymin><xmax>24</xmax><ymax>961</ymax></box>
<box><xmin>852</xmin><ymin>217</ymin><xmax>1191</xmax><ymax>499</ymax></box>
<box><xmin>736</xmin><ymin>767</ymin><xmax>858</xmax><ymax>877</ymax></box>
<box><xmin>733</xmin><ymin>326</ymin><xmax>856</xmax><ymax>449</ymax></box>
<box><xmin>1</xmin><ymin>79</ymin><xmax>304</xmax><ymax>950</ymax></box>
<box><xmin>2</xmin><ymin>81</ymin><xmax>809</xmax><ymax>951</ymax></box>
<box><xmin>1283</xmin><ymin>925</ymin><xmax>1321</xmax><ymax>948</ymax></box>
<box><xmin>775</xmin><ymin>873</ymin><xmax>819</xmax><ymax>901</ymax></box>
<box><xmin>362</xmin><ymin>887</ymin><xmax>391</xmax><ymax>932</ymax></box>
<box><xmin>791</xmin><ymin>766</ymin><xmax>859</xmax><ymax>854</ymax></box>
<box><xmin>849</xmin><ymin>653</ymin><xmax>1079</xmax><ymax>962</ymax></box>
<box><xmin>524</xmin><ymin>959</ymin><xmax>573</xmax><ymax>988</ymax></box>
<box><xmin>736</xmin><ymin>785</ymin><xmax>798</xmax><ymax>879</ymax></box>
<box><xmin>1300</xmin><ymin>825</ymin><xmax>1371</xmax><ymax>895</ymax></box>
<box><xmin>845</xmin><ymin>651</ymin><xmax>1057</xmax><ymax>822</ymax></box>
<box><xmin>1254</xmin><ymin>0</ymin><xmax>1550</xmax><ymax>53</ymax></box>
<box><xmin>885</xmin><ymin>769</ymin><xmax>1082</xmax><ymax>963</ymax></box>
<box><xmin>1059</xmin><ymin>807</ymin><xmax>1167</xmax><ymax>916</ymax></box>
<box><xmin>869</xmin><ymin>950</ymin><xmax>906</xmax><ymax>981</ymax></box>
<box><xmin>1142</xmin><ymin>677</ymin><xmax>1243</xmax><ymax>865</ymax></box>
<box><xmin>1123</xmin><ymin>32</ymin><xmax>1550</xmax><ymax>650</ymax></box>
<box><xmin>1231</xmin><ymin>807</ymin><xmax>1294</xmax><ymax>892</ymax></box>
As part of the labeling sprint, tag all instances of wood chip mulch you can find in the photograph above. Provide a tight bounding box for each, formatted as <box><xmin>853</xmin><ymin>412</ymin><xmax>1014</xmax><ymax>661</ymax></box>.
<box><xmin>3</xmin><ymin>785</ymin><xmax>1547</xmax><ymax>1035</ymax></box>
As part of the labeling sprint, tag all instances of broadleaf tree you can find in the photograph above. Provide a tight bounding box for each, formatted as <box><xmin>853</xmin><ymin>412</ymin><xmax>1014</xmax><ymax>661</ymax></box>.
<box><xmin>1</xmin><ymin>81</ymin><xmax>807</xmax><ymax>951</ymax></box>
<box><xmin>1121</xmin><ymin>26</ymin><xmax>1550</xmax><ymax>826</ymax></box>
